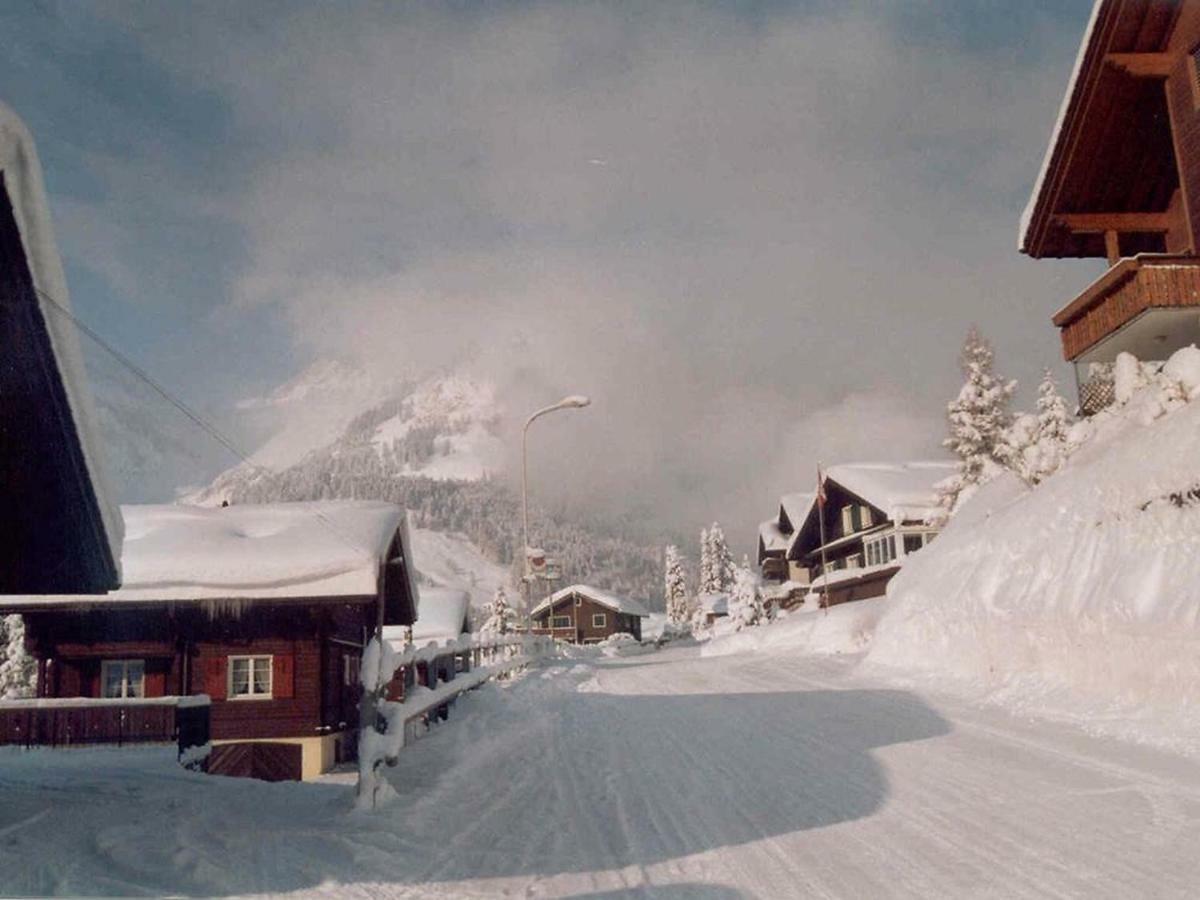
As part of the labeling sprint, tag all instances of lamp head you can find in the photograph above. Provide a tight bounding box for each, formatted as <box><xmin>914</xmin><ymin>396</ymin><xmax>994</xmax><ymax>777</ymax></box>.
<box><xmin>559</xmin><ymin>395</ymin><xmax>591</xmax><ymax>409</ymax></box>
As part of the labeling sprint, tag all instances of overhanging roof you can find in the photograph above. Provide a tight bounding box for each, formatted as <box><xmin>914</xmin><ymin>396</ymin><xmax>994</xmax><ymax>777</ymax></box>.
<box><xmin>1020</xmin><ymin>0</ymin><xmax>1183</xmax><ymax>259</ymax></box>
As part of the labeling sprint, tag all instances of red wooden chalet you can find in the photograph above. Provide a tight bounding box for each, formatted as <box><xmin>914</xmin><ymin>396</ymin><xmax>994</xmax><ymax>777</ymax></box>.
<box><xmin>1021</xmin><ymin>0</ymin><xmax>1200</xmax><ymax>412</ymax></box>
<box><xmin>0</xmin><ymin>501</ymin><xmax>419</xmax><ymax>781</ymax></box>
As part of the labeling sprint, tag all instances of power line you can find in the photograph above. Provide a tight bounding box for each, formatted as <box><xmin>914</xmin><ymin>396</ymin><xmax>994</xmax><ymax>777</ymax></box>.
<box><xmin>35</xmin><ymin>286</ymin><xmax>376</xmax><ymax>560</ymax></box>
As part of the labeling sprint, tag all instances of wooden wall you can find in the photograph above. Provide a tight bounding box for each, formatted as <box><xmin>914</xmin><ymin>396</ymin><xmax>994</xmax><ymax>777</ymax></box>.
<box><xmin>535</xmin><ymin>593</ymin><xmax>643</xmax><ymax>643</ymax></box>
<box><xmin>1165</xmin><ymin>5</ymin><xmax>1200</xmax><ymax>254</ymax></box>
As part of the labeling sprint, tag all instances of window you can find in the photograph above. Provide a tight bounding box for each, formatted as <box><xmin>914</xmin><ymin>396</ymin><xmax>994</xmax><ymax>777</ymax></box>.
<box><xmin>840</xmin><ymin>505</ymin><xmax>854</xmax><ymax>535</ymax></box>
<box><xmin>101</xmin><ymin>660</ymin><xmax>145</xmax><ymax>699</ymax></box>
<box><xmin>552</xmin><ymin>615</ymin><xmax>571</xmax><ymax>628</ymax></box>
<box><xmin>229</xmin><ymin>655</ymin><xmax>273</xmax><ymax>699</ymax></box>
<box><xmin>866</xmin><ymin>534</ymin><xmax>898</xmax><ymax>567</ymax></box>
<box><xmin>845</xmin><ymin>554</ymin><xmax>862</xmax><ymax>570</ymax></box>
<box><xmin>860</xmin><ymin>506</ymin><xmax>874</xmax><ymax>529</ymax></box>
<box><xmin>574</xmin><ymin>596</ymin><xmax>582</xmax><ymax>607</ymax></box>
<box><xmin>592</xmin><ymin>613</ymin><xmax>607</xmax><ymax>628</ymax></box>
<box><xmin>904</xmin><ymin>534</ymin><xmax>924</xmax><ymax>555</ymax></box>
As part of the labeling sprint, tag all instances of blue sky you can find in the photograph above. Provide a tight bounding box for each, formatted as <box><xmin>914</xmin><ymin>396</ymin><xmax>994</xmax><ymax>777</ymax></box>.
<box><xmin>5</xmin><ymin>0</ymin><xmax>1098</xmax><ymax>532</ymax></box>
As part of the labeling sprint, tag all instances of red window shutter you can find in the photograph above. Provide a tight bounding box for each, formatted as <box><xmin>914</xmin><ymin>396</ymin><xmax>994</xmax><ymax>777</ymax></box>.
<box><xmin>273</xmin><ymin>654</ymin><xmax>295</xmax><ymax>699</ymax></box>
<box><xmin>144</xmin><ymin>669</ymin><xmax>166</xmax><ymax>698</ymax></box>
<box><xmin>203</xmin><ymin>657</ymin><xmax>226</xmax><ymax>701</ymax></box>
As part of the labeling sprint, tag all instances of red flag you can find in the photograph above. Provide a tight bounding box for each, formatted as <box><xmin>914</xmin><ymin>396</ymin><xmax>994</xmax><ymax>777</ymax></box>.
<box><xmin>816</xmin><ymin>464</ymin><xmax>827</xmax><ymax>509</ymax></box>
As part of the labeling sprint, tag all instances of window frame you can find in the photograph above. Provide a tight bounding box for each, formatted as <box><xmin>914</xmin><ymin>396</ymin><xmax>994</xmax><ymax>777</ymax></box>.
<box><xmin>228</xmin><ymin>654</ymin><xmax>274</xmax><ymax>701</ymax></box>
<box><xmin>592</xmin><ymin>612</ymin><xmax>607</xmax><ymax>628</ymax></box>
<box><xmin>100</xmin><ymin>659</ymin><xmax>145</xmax><ymax>699</ymax></box>
<box><xmin>551</xmin><ymin>615</ymin><xmax>572</xmax><ymax>629</ymax></box>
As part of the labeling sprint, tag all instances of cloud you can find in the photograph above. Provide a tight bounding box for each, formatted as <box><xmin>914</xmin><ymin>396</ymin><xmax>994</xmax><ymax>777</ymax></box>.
<box><xmin>27</xmin><ymin>1</ymin><xmax>1094</xmax><ymax>551</ymax></box>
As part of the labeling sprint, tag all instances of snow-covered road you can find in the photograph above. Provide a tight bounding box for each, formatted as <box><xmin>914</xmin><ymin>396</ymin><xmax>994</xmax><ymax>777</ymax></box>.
<box><xmin>2</xmin><ymin>643</ymin><xmax>1199</xmax><ymax>898</ymax></box>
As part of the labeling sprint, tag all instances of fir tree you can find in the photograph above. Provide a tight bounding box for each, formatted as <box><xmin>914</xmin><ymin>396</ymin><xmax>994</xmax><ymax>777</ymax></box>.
<box><xmin>480</xmin><ymin>585</ymin><xmax>515</xmax><ymax>636</ymax></box>
<box><xmin>698</xmin><ymin>527</ymin><xmax>712</xmax><ymax>596</ymax></box>
<box><xmin>698</xmin><ymin>522</ymin><xmax>733</xmax><ymax>595</ymax></box>
<box><xmin>663</xmin><ymin>545</ymin><xmax>690</xmax><ymax>625</ymax></box>
<box><xmin>1017</xmin><ymin>369</ymin><xmax>1074</xmax><ymax>485</ymax></box>
<box><xmin>0</xmin><ymin>615</ymin><xmax>35</xmax><ymax>699</ymax></box>
<box><xmin>939</xmin><ymin>327</ymin><xmax>1016</xmax><ymax>515</ymax></box>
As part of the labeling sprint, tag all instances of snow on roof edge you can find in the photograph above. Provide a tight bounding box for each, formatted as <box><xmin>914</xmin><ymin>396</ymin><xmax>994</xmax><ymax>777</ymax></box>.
<box><xmin>1018</xmin><ymin>0</ymin><xmax>1104</xmax><ymax>253</ymax></box>
<box><xmin>531</xmin><ymin>584</ymin><xmax>651</xmax><ymax>618</ymax></box>
<box><xmin>0</xmin><ymin>101</ymin><xmax>124</xmax><ymax>575</ymax></box>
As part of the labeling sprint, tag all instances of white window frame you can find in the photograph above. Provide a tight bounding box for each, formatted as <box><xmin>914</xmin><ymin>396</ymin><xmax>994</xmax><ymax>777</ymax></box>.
<box><xmin>592</xmin><ymin>612</ymin><xmax>607</xmax><ymax>628</ymax></box>
<box><xmin>574</xmin><ymin>596</ymin><xmax>582</xmax><ymax>607</ymax></box>
<box><xmin>551</xmin><ymin>615</ymin><xmax>572</xmax><ymax>628</ymax></box>
<box><xmin>100</xmin><ymin>659</ymin><xmax>145</xmax><ymax>699</ymax></box>
<box><xmin>343</xmin><ymin>653</ymin><xmax>361</xmax><ymax>688</ymax></box>
<box><xmin>228</xmin><ymin>655</ymin><xmax>273</xmax><ymax>700</ymax></box>
<box><xmin>859</xmin><ymin>506</ymin><xmax>874</xmax><ymax>529</ymax></box>
<box><xmin>840</xmin><ymin>505</ymin><xmax>854</xmax><ymax>535</ymax></box>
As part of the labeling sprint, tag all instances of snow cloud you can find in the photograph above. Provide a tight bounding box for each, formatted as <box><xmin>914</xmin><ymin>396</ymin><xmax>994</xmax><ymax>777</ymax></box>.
<box><xmin>5</xmin><ymin>1</ymin><xmax>1098</xmax><ymax>551</ymax></box>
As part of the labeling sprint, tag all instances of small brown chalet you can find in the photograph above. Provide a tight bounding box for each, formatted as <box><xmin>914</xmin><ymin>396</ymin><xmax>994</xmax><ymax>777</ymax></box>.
<box><xmin>531</xmin><ymin>585</ymin><xmax>649</xmax><ymax>644</ymax></box>
<box><xmin>1021</xmin><ymin>0</ymin><xmax>1200</xmax><ymax>412</ymax></box>
<box><xmin>0</xmin><ymin>501</ymin><xmax>419</xmax><ymax>781</ymax></box>
<box><xmin>787</xmin><ymin>463</ymin><xmax>953</xmax><ymax>608</ymax></box>
<box><xmin>0</xmin><ymin>103</ymin><xmax>122</xmax><ymax>595</ymax></box>
<box><xmin>757</xmin><ymin>492</ymin><xmax>813</xmax><ymax>586</ymax></box>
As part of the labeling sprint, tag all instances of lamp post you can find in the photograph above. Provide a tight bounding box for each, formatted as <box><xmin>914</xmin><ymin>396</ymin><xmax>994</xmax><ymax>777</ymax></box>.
<box><xmin>521</xmin><ymin>394</ymin><xmax>591</xmax><ymax>634</ymax></box>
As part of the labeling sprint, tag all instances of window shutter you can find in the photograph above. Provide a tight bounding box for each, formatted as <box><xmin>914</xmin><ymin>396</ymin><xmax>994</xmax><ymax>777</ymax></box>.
<box><xmin>144</xmin><ymin>669</ymin><xmax>166</xmax><ymax>698</ymax></box>
<box><xmin>273</xmin><ymin>654</ymin><xmax>295</xmax><ymax>699</ymax></box>
<box><xmin>203</xmin><ymin>657</ymin><xmax>226</xmax><ymax>701</ymax></box>
<box><xmin>860</xmin><ymin>506</ymin><xmax>873</xmax><ymax>528</ymax></box>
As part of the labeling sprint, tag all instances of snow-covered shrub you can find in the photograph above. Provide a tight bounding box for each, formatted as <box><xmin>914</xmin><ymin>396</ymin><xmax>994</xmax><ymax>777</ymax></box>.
<box><xmin>727</xmin><ymin>565</ymin><xmax>764</xmax><ymax>631</ymax></box>
<box><xmin>1004</xmin><ymin>369</ymin><xmax>1073</xmax><ymax>486</ymax></box>
<box><xmin>0</xmin><ymin>615</ymin><xmax>35</xmax><ymax>699</ymax></box>
<box><xmin>479</xmin><ymin>586</ymin><xmax>516</xmax><ymax>636</ymax></box>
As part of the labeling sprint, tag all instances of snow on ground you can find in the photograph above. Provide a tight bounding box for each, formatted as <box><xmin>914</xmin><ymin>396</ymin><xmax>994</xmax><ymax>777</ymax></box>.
<box><xmin>3</xmin><ymin>643</ymin><xmax>1200</xmax><ymax>898</ymax></box>
<box><xmin>868</xmin><ymin>351</ymin><xmax>1200</xmax><ymax>755</ymax></box>
<box><xmin>409</xmin><ymin>527</ymin><xmax>513</xmax><ymax>612</ymax></box>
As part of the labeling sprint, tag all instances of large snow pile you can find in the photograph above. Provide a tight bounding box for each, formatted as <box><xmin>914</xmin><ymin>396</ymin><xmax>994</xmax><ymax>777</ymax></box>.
<box><xmin>867</xmin><ymin>348</ymin><xmax>1200</xmax><ymax>752</ymax></box>
<box><xmin>703</xmin><ymin>599</ymin><xmax>885</xmax><ymax>659</ymax></box>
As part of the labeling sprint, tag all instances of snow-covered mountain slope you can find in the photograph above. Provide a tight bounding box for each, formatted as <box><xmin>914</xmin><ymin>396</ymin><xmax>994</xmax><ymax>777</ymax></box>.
<box><xmin>409</xmin><ymin>527</ymin><xmax>513</xmax><ymax>613</ymax></box>
<box><xmin>191</xmin><ymin>364</ymin><xmax>505</xmax><ymax>506</ymax></box>
<box><xmin>866</xmin><ymin>348</ymin><xmax>1200</xmax><ymax>753</ymax></box>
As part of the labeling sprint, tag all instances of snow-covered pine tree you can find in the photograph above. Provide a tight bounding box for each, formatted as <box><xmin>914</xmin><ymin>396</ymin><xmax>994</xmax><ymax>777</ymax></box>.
<box><xmin>1032</xmin><ymin>368</ymin><xmax>1072</xmax><ymax>477</ymax></box>
<box><xmin>664</xmin><ymin>545</ymin><xmax>690</xmax><ymax>625</ymax></box>
<box><xmin>698</xmin><ymin>527</ymin><xmax>712</xmax><ymax>596</ymax></box>
<box><xmin>939</xmin><ymin>327</ymin><xmax>1016</xmax><ymax>515</ymax></box>
<box><xmin>707</xmin><ymin>522</ymin><xmax>734</xmax><ymax>594</ymax></box>
<box><xmin>480</xmin><ymin>585</ymin><xmax>515</xmax><ymax>636</ymax></box>
<box><xmin>0</xmin><ymin>615</ymin><xmax>35</xmax><ymax>699</ymax></box>
<box><xmin>727</xmin><ymin>562</ymin><xmax>763</xmax><ymax>631</ymax></box>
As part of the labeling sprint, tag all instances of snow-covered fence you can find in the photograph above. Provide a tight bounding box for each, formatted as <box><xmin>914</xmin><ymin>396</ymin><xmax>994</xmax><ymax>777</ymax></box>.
<box><xmin>0</xmin><ymin>695</ymin><xmax>211</xmax><ymax>762</ymax></box>
<box><xmin>356</xmin><ymin>632</ymin><xmax>555</xmax><ymax>808</ymax></box>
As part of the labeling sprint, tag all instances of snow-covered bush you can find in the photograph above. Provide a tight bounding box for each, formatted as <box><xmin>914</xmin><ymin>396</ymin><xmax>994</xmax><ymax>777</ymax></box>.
<box><xmin>1004</xmin><ymin>369</ymin><xmax>1073</xmax><ymax>486</ymax></box>
<box><xmin>726</xmin><ymin>565</ymin><xmax>764</xmax><ymax>631</ymax></box>
<box><xmin>479</xmin><ymin>586</ymin><xmax>516</xmax><ymax>636</ymax></box>
<box><xmin>0</xmin><ymin>615</ymin><xmax>35</xmax><ymax>699</ymax></box>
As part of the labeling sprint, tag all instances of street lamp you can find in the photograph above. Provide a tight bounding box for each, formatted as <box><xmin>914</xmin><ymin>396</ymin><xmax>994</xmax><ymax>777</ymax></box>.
<box><xmin>521</xmin><ymin>394</ymin><xmax>591</xmax><ymax>633</ymax></box>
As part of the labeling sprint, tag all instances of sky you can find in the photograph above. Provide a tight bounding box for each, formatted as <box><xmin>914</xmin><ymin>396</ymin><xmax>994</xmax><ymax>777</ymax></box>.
<box><xmin>4</xmin><ymin>0</ymin><xmax>1102</xmax><ymax>554</ymax></box>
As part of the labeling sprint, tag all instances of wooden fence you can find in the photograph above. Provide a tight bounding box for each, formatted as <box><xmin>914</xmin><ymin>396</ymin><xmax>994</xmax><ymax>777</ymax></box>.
<box><xmin>0</xmin><ymin>695</ymin><xmax>211</xmax><ymax>762</ymax></box>
<box><xmin>357</xmin><ymin>632</ymin><xmax>555</xmax><ymax>808</ymax></box>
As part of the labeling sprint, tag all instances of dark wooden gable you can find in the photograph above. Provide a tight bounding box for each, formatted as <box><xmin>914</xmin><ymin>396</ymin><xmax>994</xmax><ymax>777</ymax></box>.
<box><xmin>0</xmin><ymin>174</ymin><xmax>118</xmax><ymax>594</ymax></box>
<box><xmin>786</xmin><ymin>478</ymin><xmax>886</xmax><ymax>563</ymax></box>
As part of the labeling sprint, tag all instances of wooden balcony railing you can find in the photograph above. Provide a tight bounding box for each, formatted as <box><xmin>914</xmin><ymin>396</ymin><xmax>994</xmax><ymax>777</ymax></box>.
<box><xmin>0</xmin><ymin>696</ymin><xmax>210</xmax><ymax>760</ymax></box>
<box><xmin>1053</xmin><ymin>254</ymin><xmax>1200</xmax><ymax>361</ymax></box>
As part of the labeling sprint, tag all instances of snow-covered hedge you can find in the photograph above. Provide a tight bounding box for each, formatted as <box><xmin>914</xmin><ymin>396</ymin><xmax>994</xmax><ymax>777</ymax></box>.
<box><xmin>867</xmin><ymin>348</ymin><xmax>1200</xmax><ymax>752</ymax></box>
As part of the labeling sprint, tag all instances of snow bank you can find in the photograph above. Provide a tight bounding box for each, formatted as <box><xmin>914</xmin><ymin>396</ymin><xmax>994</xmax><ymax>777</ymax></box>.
<box><xmin>702</xmin><ymin>599</ymin><xmax>885</xmax><ymax>659</ymax></box>
<box><xmin>868</xmin><ymin>350</ymin><xmax>1200</xmax><ymax>753</ymax></box>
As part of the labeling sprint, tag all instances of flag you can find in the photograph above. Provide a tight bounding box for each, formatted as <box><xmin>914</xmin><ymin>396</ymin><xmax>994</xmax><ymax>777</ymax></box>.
<box><xmin>816</xmin><ymin>464</ymin><xmax>827</xmax><ymax>509</ymax></box>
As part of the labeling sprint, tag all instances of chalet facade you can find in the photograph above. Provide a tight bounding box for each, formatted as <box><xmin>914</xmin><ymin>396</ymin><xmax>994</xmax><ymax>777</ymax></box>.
<box><xmin>1</xmin><ymin>103</ymin><xmax>122</xmax><ymax>594</ymax></box>
<box><xmin>786</xmin><ymin>463</ymin><xmax>953</xmax><ymax>608</ymax></box>
<box><xmin>0</xmin><ymin>501</ymin><xmax>419</xmax><ymax>781</ymax></box>
<box><xmin>1021</xmin><ymin>0</ymin><xmax>1200</xmax><ymax>413</ymax></box>
<box><xmin>757</xmin><ymin>492</ymin><xmax>813</xmax><ymax>586</ymax></box>
<box><xmin>531</xmin><ymin>585</ymin><xmax>649</xmax><ymax>643</ymax></box>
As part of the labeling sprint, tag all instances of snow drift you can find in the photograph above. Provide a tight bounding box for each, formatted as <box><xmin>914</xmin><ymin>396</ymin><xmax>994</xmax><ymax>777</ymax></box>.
<box><xmin>867</xmin><ymin>348</ymin><xmax>1200</xmax><ymax>752</ymax></box>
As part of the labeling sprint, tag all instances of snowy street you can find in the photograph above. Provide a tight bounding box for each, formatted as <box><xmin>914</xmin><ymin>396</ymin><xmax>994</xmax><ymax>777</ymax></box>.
<box><xmin>3</xmin><ymin>642</ymin><xmax>1199</xmax><ymax>898</ymax></box>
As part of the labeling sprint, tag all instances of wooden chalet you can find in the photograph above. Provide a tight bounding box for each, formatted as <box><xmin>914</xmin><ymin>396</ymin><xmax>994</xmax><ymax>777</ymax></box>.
<box><xmin>757</xmin><ymin>492</ymin><xmax>813</xmax><ymax>585</ymax></box>
<box><xmin>0</xmin><ymin>102</ymin><xmax>122</xmax><ymax>594</ymax></box>
<box><xmin>1021</xmin><ymin>0</ymin><xmax>1200</xmax><ymax>412</ymax></box>
<box><xmin>0</xmin><ymin>501</ymin><xmax>419</xmax><ymax>782</ymax></box>
<box><xmin>786</xmin><ymin>463</ymin><xmax>953</xmax><ymax>608</ymax></box>
<box><xmin>531</xmin><ymin>584</ymin><xmax>649</xmax><ymax>644</ymax></box>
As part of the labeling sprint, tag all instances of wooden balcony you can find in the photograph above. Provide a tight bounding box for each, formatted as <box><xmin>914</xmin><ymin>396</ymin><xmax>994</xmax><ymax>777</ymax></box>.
<box><xmin>1053</xmin><ymin>255</ymin><xmax>1200</xmax><ymax>361</ymax></box>
<box><xmin>0</xmin><ymin>696</ymin><xmax>210</xmax><ymax>759</ymax></box>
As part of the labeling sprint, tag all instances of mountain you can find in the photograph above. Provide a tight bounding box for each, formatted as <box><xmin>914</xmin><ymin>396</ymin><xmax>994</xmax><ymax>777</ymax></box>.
<box><xmin>187</xmin><ymin>361</ymin><xmax>667</xmax><ymax>608</ymax></box>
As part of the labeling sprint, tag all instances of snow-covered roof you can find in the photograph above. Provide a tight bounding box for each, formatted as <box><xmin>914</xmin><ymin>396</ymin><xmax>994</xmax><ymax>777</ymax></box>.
<box><xmin>825</xmin><ymin>462</ymin><xmax>956</xmax><ymax>523</ymax></box>
<box><xmin>531</xmin><ymin>584</ymin><xmax>651</xmax><ymax>618</ymax></box>
<box><xmin>758</xmin><ymin>519</ymin><xmax>788</xmax><ymax>554</ymax></box>
<box><xmin>808</xmin><ymin>562</ymin><xmax>900</xmax><ymax>590</ymax></box>
<box><xmin>779</xmin><ymin>492</ymin><xmax>813</xmax><ymax>533</ymax></box>
<box><xmin>1017</xmin><ymin>0</ymin><xmax>1103</xmax><ymax>252</ymax></box>
<box><xmin>4</xmin><ymin>501</ymin><xmax>410</xmax><ymax>606</ymax></box>
<box><xmin>408</xmin><ymin>587</ymin><xmax>471</xmax><ymax>644</ymax></box>
<box><xmin>1</xmin><ymin>102</ymin><xmax>124</xmax><ymax>582</ymax></box>
<box><xmin>696</xmin><ymin>592</ymin><xmax>728</xmax><ymax>615</ymax></box>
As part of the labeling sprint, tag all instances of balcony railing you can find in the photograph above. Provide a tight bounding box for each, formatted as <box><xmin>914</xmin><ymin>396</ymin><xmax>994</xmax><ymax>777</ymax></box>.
<box><xmin>1053</xmin><ymin>254</ymin><xmax>1200</xmax><ymax>361</ymax></box>
<box><xmin>0</xmin><ymin>696</ymin><xmax>210</xmax><ymax>760</ymax></box>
